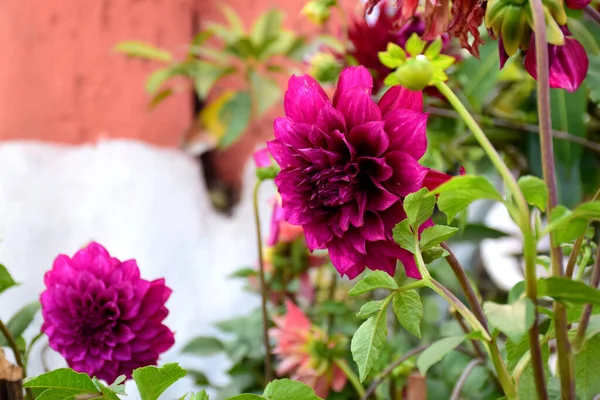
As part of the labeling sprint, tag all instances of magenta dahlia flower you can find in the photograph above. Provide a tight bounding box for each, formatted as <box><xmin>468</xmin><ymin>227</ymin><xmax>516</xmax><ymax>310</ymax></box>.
<box><xmin>268</xmin><ymin>66</ymin><xmax>452</xmax><ymax>279</ymax></box>
<box><xmin>40</xmin><ymin>242</ymin><xmax>174</xmax><ymax>382</ymax></box>
<box><xmin>523</xmin><ymin>26</ymin><xmax>588</xmax><ymax>93</ymax></box>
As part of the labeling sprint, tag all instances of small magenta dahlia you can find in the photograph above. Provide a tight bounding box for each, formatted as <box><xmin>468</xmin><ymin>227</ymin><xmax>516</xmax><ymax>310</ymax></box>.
<box><xmin>40</xmin><ymin>242</ymin><xmax>174</xmax><ymax>382</ymax></box>
<box><xmin>268</xmin><ymin>66</ymin><xmax>451</xmax><ymax>279</ymax></box>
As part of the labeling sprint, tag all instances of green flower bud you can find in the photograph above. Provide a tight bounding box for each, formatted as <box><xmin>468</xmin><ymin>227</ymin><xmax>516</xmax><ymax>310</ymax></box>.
<box><xmin>387</xmin><ymin>55</ymin><xmax>434</xmax><ymax>91</ymax></box>
<box><xmin>308</xmin><ymin>52</ymin><xmax>343</xmax><ymax>84</ymax></box>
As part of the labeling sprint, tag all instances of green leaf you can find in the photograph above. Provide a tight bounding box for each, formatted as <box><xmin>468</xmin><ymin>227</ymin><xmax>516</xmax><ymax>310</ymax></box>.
<box><xmin>539</xmin><ymin>277</ymin><xmax>600</xmax><ymax>305</ymax></box>
<box><xmin>517</xmin><ymin>341</ymin><xmax>549</xmax><ymax>398</ymax></box>
<box><xmin>146</xmin><ymin>67</ymin><xmax>173</xmax><ymax>94</ymax></box>
<box><xmin>226</xmin><ymin>395</ymin><xmax>265</xmax><ymax>400</ymax></box>
<box><xmin>149</xmin><ymin>89</ymin><xmax>174</xmax><ymax>110</ymax></box>
<box><xmin>181</xmin><ymin>392</ymin><xmax>211</xmax><ymax>400</ymax></box>
<box><xmin>424</xmin><ymin>39</ymin><xmax>443</xmax><ymax>59</ymax></box>
<box><xmin>24</xmin><ymin>369</ymin><xmax>102</xmax><ymax>400</ymax></box>
<box><xmin>393</xmin><ymin>219</ymin><xmax>417</xmax><ymax>254</ymax></box>
<box><xmin>508</xmin><ymin>281</ymin><xmax>526</xmax><ymax>303</ymax></box>
<box><xmin>392</xmin><ymin>290</ymin><xmax>423</xmax><ymax>338</ymax></box>
<box><xmin>0</xmin><ymin>301</ymin><xmax>41</xmax><ymax>347</ymax></box>
<box><xmin>483</xmin><ymin>299</ymin><xmax>534</xmax><ymax>342</ymax></box>
<box><xmin>356</xmin><ymin>299</ymin><xmax>386</xmax><ymax>319</ymax></box>
<box><xmin>229</xmin><ymin>267</ymin><xmax>258</xmax><ymax>278</ymax></box>
<box><xmin>0</xmin><ymin>264</ymin><xmax>17</xmax><ymax>294</ymax></box>
<box><xmin>518</xmin><ymin>176</ymin><xmax>549</xmax><ymax>211</ymax></box>
<box><xmin>348</xmin><ymin>271</ymin><xmax>398</xmax><ymax>296</ymax></box>
<box><xmin>92</xmin><ymin>378</ymin><xmax>121</xmax><ymax>400</ymax></box>
<box><xmin>351</xmin><ymin>311</ymin><xmax>388</xmax><ymax>381</ymax></box>
<box><xmin>194</xmin><ymin>62</ymin><xmax>234</xmax><ymax>99</ymax></box>
<box><xmin>250</xmin><ymin>9</ymin><xmax>283</xmax><ymax>51</ymax></box>
<box><xmin>422</xmin><ymin>246</ymin><xmax>447</xmax><ymax>264</ymax></box>
<box><xmin>574</xmin><ymin>333</ymin><xmax>600</xmax><ymax>399</ymax></box>
<box><xmin>263</xmin><ymin>379</ymin><xmax>323</xmax><ymax>400</ymax></box>
<box><xmin>459</xmin><ymin>40</ymin><xmax>500</xmax><ymax>112</ymax></box>
<box><xmin>587</xmin><ymin>54</ymin><xmax>600</xmax><ymax>103</ymax></box>
<box><xmin>113</xmin><ymin>41</ymin><xmax>172</xmax><ymax>62</ymax></box>
<box><xmin>181</xmin><ymin>337</ymin><xmax>225</xmax><ymax>356</ymax></box>
<box><xmin>420</xmin><ymin>225</ymin><xmax>459</xmax><ymax>250</ymax></box>
<box><xmin>218</xmin><ymin>91</ymin><xmax>252</xmax><ymax>148</ymax></box>
<box><xmin>405</xmin><ymin>33</ymin><xmax>426</xmax><ymax>57</ymax></box>
<box><xmin>249</xmin><ymin>71</ymin><xmax>281</xmax><ymax>116</ymax></box>
<box><xmin>434</xmin><ymin>175</ymin><xmax>503</xmax><ymax>222</ymax></box>
<box><xmin>132</xmin><ymin>363</ymin><xmax>187</xmax><ymax>400</ymax></box>
<box><xmin>417</xmin><ymin>336</ymin><xmax>465</xmax><ymax>375</ymax></box>
<box><xmin>403</xmin><ymin>188</ymin><xmax>436</xmax><ymax>230</ymax></box>
<box><xmin>219</xmin><ymin>4</ymin><xmax>246</xmax><ymax>35</ymax></box>
<box><xmin>506</xmin><ymin>335</ymin><xmax>530</xmax><ymax>371</ymax></box>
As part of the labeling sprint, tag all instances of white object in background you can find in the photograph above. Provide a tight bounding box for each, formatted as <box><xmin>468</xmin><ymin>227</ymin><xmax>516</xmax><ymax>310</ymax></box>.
<box><xmin>0</xmin><ymin>139</ymin><xmax>273</xmax><ymax>399</ymax></box>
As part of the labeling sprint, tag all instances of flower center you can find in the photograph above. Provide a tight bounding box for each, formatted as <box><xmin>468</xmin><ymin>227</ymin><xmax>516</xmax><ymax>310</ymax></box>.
<box><xmin>309</xmin><ymin>163</ymin><xmax>359</xmax><ymax>208</ymax></box>
<box><xmin>77</xmin><ymin>293</ymin><xmax>120</xmax><ymax>339</ymax></box>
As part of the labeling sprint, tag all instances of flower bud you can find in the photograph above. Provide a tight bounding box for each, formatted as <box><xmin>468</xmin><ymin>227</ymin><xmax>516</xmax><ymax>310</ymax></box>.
<box><xmin>301</xmin><ymin>0</ymin><xmax>336</xmax><ymax>25</ymax></box>
<box><xmin>308</xmin><ymin>52</ymin><xmax>343</xmax><ymax>84</ymax></box>
<box><xmin>387</xmin><ymin>55</ymin><xmax>434</xmax><ymax>91</ymax></box>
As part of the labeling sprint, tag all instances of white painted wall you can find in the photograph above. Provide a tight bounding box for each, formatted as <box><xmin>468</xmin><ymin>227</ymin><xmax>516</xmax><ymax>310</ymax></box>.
<box><xmin>0</xmin><ymin>139</ymin><xmax>274</xmax><ymax>398</ymax></box>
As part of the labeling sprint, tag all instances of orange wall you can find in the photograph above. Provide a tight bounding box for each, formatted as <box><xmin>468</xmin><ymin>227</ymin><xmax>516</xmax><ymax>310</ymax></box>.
<box><xmin>0</xmin><ymin>0</ymin><xmax>355</xmax><ymax>147</ymax></box>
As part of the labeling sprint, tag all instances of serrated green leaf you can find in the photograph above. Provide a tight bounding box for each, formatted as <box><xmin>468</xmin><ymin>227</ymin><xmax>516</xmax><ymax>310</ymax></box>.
<box><xmin>434</xmin><ymin>175</ymin><xmax>503</xmax><ymax>222</ymax></box>
<box><xmin>351</xmin><ymin>312</ymin><xmax>388</xmax><ymax>381</ymax></box>
<box><xmin>249</xmin><ymin>71</ymin><xmax>280</xmax><ymax>116</ymax></box>
<box><xmin>0</xmin><ymin>301</ymin><xmax>40</xmax><ymax>347</ymax></box>
<box><xmin>24</xmin><ymin>369</ymin><xmax>101</xmax><ymax>400</ymax></box>
<box><xmin>417</xmin><ymin>336</ymin><xmax>465</xmax><ymax>375</ymax></box>
<box><xmin>483</xmin><ymin>299</ymin><xmax>534</xmax><ymax>342</ymax></box>
<box><xmin>393</xmin><ymin>219</ymin><xmax>417</xmax><ymax>254</ymax></box>
<box><xmin>422</xmin><ymin>246</ymin><xmax>447</xmax><ymax>263</ymax></box>
<box><xmin>218</xmin><ymin>91</ymin><xmax>252</xmax><ymax>148</ymax></box>
<box><xmin>574</xmin><ymin>333</ymin><xmax>600</xmax><ymax>399</ymax></box>
<box><xmin>132</xmin><ymin>363</ymin><xmax>187</xmax><ymax>400</ymax></box>
<box><xmin>181</xmin><ymin>337</ymin><xmax>225</xmax><ymax>356</ymax></box>
<box><xmin>92</xmin><ymin>378</ymin><xmax>121</xmax><ymax>400</ymax></box>
<box><xmin>538</xmin><ymin>277</ymin><xmax>600</xmax><ymax>305</ymax></box>
<box><xmin>348</xmin><ymin>271</ymin><xmax>398</xmax><ymax>296</ymax></box>
<box><xmin>518</xmin><ymin>176</ymin><xmax>549</xmax><ymax>211</ymax></box>
<box><xmin>420</xmin><ymin>225</ymin><xmax>459</xmax><ymax>250</ymax></box>
<box><xmin>263</xmin><ymin>379</ymin><xmax>323</xmax><ymax>400</ymax></box>
<box><xmin>357</xmin><ymin>299</ymin><xmax>386</xmax><ymax>319</ymax></box>
<box><xmin>0</xmin><ymin>264</ymin><xmax>17</xmax><ymax>294</ymax></box>
<box><xmin>403</xmin><ymin>188</ymin><xmax>436</xmax><ymax>230</ymax></box>
<box><xmin>405</xmin><ymin>33</ymin><xmax>426</xmax><ymax>57</ymax></box>
<box><xmin>114</xmin><ymin>41</ymin><xmax>172</xmax><ymax>62</ymax></box>
<box><xmin>392</xmin><ymin>290</ymin><xmax>422</xmax><ymax>338</ymax></box>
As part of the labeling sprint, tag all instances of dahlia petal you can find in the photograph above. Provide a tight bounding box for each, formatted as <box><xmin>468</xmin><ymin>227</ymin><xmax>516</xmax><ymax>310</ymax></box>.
<box><xmin>119</xmin><ymin>259</ymin><xmax>141</xmax><ymax>281</ymax></box>
<box><xmin>422</xmin><ymin>168</ymin><xmax>454</xmax><ymax>191</ymax></box>
<box><xmin>357</xmin><ymin>157</ymin><xmax>394</xmax><ymax>181</ymax></box>
<box><xmin>112</xmin><ymin>344</ymin><xmax>132</xmax><ymax>361</ymax></box>
<box><xmin>361</xmin><ymin>213</ymin><xmax>387</xmax><ymax>241</ymax></box>
<box><xmin>565</xmin><ymin>0</ymin><xmax>590</xmax><ymax>9</ymax></box>
<box><xmin>304</xmin><ymin>222</ymin><xmax>333</xmax><ymax>250</ymax></box>
<box><xmin>384</xmin><ymin>151</ymin><xmax>428</xmax><ymax>196</ymax></box>
<box><xmin>498</xmin><ymin>36</ymin><xmax>510</xmax><ymax>69</ymax></box>
<box><xmin>267</xmin><ymin>140</ymin><xmax>299</xmax><ymax>169</ymax></box>
<box><xmin>348</xmin><ymin>121</ymin><xmax>390</xmax><ymax>157</ymax></box>
<box><xmin>316</xmin><ymin>103</ymin><xmax>346</xmax><ymax>134</ymax></box>
<box><xmin>327</xmin><ymin>239</ymin><xmax>365</xmax><ymax>277</ymax></box>
<box><xmin>267</xmin><ymin>198</ymin><xmax>285</xmax><ymax>246</ymax></box>
<box><xmin>524</xmin><ymin>35</ymin><xmax>588</xmax><ymax>92</ymax></box>
<box><xmin>384</xmin><ymin>109</ymin><xmax>428</xmax><ymax>159</ymax></box>
<box><xmin>366</xmin><ymin>184</ymin><xmax>398</xmax><ymax>211</ymax></box>
<box><xmin>332</xmin><ymin>66</ymin><xmax>374</xmax><ymax>107</ymax></box>
<box><xmin>253</xmin><ymin>147</ymin><xmax>271</xmax><ymax>168</ymax></box>
<box><xmin>284</xmin><ymin>75</ymin><xmax>330</xmax><ymax>124</ymax></box>
<box><xmin>378</xmin><ymin>86</ymin><xmax>424</xmax><ymax>116</ymax></box>
<box><xmin>398</xmin><ymin>248</ymin><xmax>422</xmax><ymax>279</ymax></box>
<box><xmin>336</xmin><ymin>87</ymin><xmax>382</xmax><ymax>130</ymax></box>
<box><xmin>274</xmin><ymin>118</ymin><xmax>313</xmax><ymax>149</ymax></box>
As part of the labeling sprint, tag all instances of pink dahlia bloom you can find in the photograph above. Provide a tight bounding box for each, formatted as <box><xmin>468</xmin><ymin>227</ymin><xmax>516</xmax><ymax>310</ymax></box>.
<box><xmin>268</xmin><ymin>66</ymin><xmax>451</xmax><ymax>279</ymax></box>
<box><xmin>40</xmin><ymin>242</ymin><xmax>174</xmax><ymax>382</ymax></box>
<box><xmin>523</xmin><ymin>26</ymin><xmax>589</xmax><ymax>93</ymax></box>
<box><xmin>270</xmin><ymin>300</ymin><xmax>347</xmax><ymax>398</ymax></box>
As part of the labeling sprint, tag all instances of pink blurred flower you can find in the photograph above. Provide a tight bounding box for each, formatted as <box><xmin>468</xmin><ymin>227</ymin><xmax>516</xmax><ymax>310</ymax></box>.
<box><xmin>268</xmin><ymin>195</ymin><xmax>305</xmax><ymax>247</ymax></box>
<box><xmin>40</xmin><ymin>242</ymin><xmax>174</xmax><ymax>382</ymax></box>
<box><xmin>270</xmin><ymin>300</ymin><xmax>347</xmax><ymax>398</ymax></box>
<box><xmin>268</xmin><ymin>66</ymin><xmax>452</xmax><ymax>279</ymax></box>
<box><xmin>253</xmin><ymin>147</ymin><xmax>272</xmax><ymax>168</ymax></box>
<box><xmin>523</xmin><ymin>26</ymin><xmax>589</xmax><ymax>93</ymax></box>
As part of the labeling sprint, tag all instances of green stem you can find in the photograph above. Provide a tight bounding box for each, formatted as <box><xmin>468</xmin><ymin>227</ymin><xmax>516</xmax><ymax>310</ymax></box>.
<box><xmin>574</xmin><ymin>237</ymin><xmax>600</xmax><ymax>351</ymax></box>
<box><xmin>335</xmin><ymin>359</ymin><xmax>366</xmax><ymax>397</ymax></box>
<box><xmin>529</xmin><ymin>0</ymin><xmax>574</xmax><ymax>394</ymax></box>
<box><xmin>253</xmin><ymin>180</ymin><xmax>273</xmax><ymax>384</ymax></box>
<box><xmin>0</xmin><ymin>319</ymin><xmax>34</xmax><ymax>400</ymax></box>
<box><xmin>575</xmin><ymin>247</ymin><xmax>592</xmax><ymax>282</ymax></box>
<box><xmin>24</xmin><ymin>332</ymin><xmax>44</xmax><ymax>371</ymax></box>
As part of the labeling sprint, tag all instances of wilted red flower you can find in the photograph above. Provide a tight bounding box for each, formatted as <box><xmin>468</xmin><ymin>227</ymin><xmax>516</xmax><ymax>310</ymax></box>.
<box><xmin>270</xmin><ymin>300</ymin><xmax>347</xmax><ymax>397</ymax></box>
<box><xmin>448</xmin><ymin>0</ymin><xmax>486</xmax><ymax>56</ymax></box>
<box><xmin>523</xmin><ymin>26</ymin><xmax>589</xmax><ymax>92</ymax></box>
<box><xmin>40</xmin><ymin>242</ymin><xmax>174</xmax><ymax>382</ymax></box>
<box><xmin>268</xmin><ymin>66</ymin><xmax>452</xmax><ymax>279</ymax></box>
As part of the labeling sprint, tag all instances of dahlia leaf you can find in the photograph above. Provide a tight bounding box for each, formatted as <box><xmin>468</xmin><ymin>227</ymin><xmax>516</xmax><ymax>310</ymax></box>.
<box><xmin>357</xmin><ymin>299</ymin><xmax>387</xmax><ymax>319</ymax></box>
<box><xmin>227</xmin><ymin>395</ymin><xmax>265</xmax><ymax>400</ymax></box>
<box><xmin>348</xmin><ymin>271</ymin><xmax>399</xmax><ymax>296</ymax></box>
<box><xmin>517</xmin><ymin>176</ymin><xmax>549</xmax><ymax>212</ymax></box>
<box><xmin>393</xmin><ymin>219</ymin><xmax>417</xmax><ymax>254</ymax></box>
<box><xmin>544</xmin><ymin>202</ymin><xmax>600</xmax><ymax>245</ymax></box>
<box><xmin>181</xmin><ymin>336</ymin><xmax>225</xmax><ymax>356</ymax></box>
<box><xmin>133</xmin><ymin>363</ymin><xmax>187</xmax><ymax>400</ymax></box>
<box><xmin>24</xmin><ymin>368</ymin><xmax>102</xmax><ymax>400</ymax></box>
<box><xmin>538</xmin><ymin>277</ymin><xmax>600</xmax><ymax>305</ymax></box>
<box><xmin>422</xmin><ymin>246</ymin><xmax>448</xmax><ymax>264</ymax></box>
<box><xmin>574</xmin><ymin>333</ymin><xmax>600</xmax><ymax>399</ymax></box>
<box><xmin>263</xmin><ymin>378</ymin><xmax>323</xmax><ymax>399</ymax></box>
<box><xmin>0</xmin><ymin>264</ymin><xmax>17</xmax><ymax>294</ymax></box>
<box><xmin>180</xmin><ymin>391</ymin><xmax>210</xmax><ymax>400</ymax></box>
<box><xmin>433</xmin><ymin>175</ymin><xmax>503</xmax><ymax>223</ymax></box>
<box><xmin>0</xmin><ymin>301</ymin><xmax>40</xmax><ymax>347</ymax></box>
<box><xmin>403</xmin><ymin>188</ymin><xmax>436</xmax><ymax>231</ymax></box>
<box><xmin>92</xmin><ymin>378</ymin><xmax>121</xmax><ymax>400</ymax></box>
<box><xmin>483</xmin><ymin>299</ymin><xmax>534</xmax><ymax>343</ymax></box>
<box><xmin>351</xmin><ymin>311</ymin><xmax>388</xmax><ymax>382</ymax></box>
<box><xmin>417</xmin><ymin>336</ymin><xmax>465</xmax><ymax>375</ymax></box>
<box><xmin>517</xmin><ymin>342</ymin><xmax>549</xmax><ymax>399</ymax></box>
<box><xmin>420</xmin><ymin>225</ymin><xmax>459</xmax><ymax>251</ymax></box>
<box><xmin>392</xmin><ymin>290</ymin><xmax>423</xmax><ymax>338</ymax></box>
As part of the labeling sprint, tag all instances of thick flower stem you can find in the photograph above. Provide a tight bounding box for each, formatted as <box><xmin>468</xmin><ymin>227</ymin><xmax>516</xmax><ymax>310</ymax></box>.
<box><xmin>530</xmin><ymin>0</ymin><xmax>575</xmax><ymax>395</ymax></box>
<box><xmin>335</xmin><ymin>359</ymin><xmax>366</xmax><ymax>398</ymax></box>
<box><xmin>0</xmin><ymin>319</ymin><xmax>33</xmax><ymax>400</ymax></box>
<box><xmin>253</xmin><ymin>180</ymin><xmax>273</xmax><ymax>384</ymax></box>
